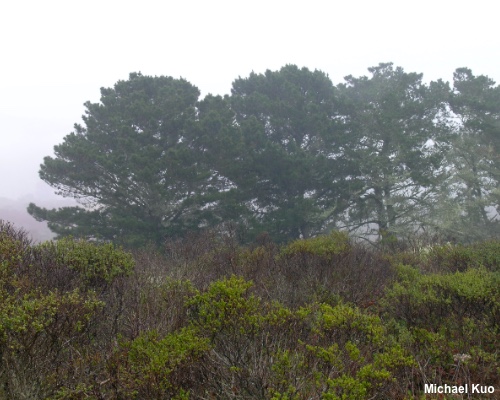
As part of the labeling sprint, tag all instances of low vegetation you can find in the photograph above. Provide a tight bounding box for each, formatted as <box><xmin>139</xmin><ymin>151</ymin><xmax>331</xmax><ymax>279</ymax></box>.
<box><xmin>1</xmin><ymin>220</ymin><xmax>498</xmax><ymax>399</ymax></box>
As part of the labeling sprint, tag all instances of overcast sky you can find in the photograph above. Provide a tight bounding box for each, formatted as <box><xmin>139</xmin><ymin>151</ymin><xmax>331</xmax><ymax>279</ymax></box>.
<box><xmin>1</xmin><ymin>0</ymin><xmax>499</xmax><ymax>202</ymax></box>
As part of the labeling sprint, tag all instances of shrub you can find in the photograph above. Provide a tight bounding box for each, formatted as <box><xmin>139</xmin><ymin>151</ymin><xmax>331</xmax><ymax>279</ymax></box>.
<box><xmin>268</xmin><ymin>302</ymin><xmax>414</xmax><ymax>399</ymax></box>
<box><xmin>428</xmin><ymin>240</ymin><xmax>500</xmax><ymax>272</ymax></box>
<box><xmin>186</xmin><ymin>275</ymin><xmax>261</xmax><ymax>336</ymax></box>
<box><xmin>0</xmin><ymin>231</ymin><xmax>103</xmax><ymax>399</ymax></box>
<box><xmin>278</xmin><ymin>231</ymin><xmax>350</xmax><ymax>260</ymax></box>
<box><xmin>33</xmin><ymin>238</ymin><xmax>134</xmax><ymax>291</ymax></box>
<box><xmin>382</xmin><ymin>262</ymin><xmax>500</xmax><ymax>390</ymax></box>
<box><xmin>389</xmin><ymin>240</ymin><xmax>500</xmax><ymax>274</ymax></box>
<box><xmin>115</xmin><ymin>327</ymin><xmax>209</xmax><ymax>399</ymax></box>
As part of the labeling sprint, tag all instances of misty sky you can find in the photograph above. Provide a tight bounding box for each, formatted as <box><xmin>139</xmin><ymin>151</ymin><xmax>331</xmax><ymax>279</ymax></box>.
<box><xmin>1</xmin><ymin>0</ymin><xmax>499</xmax><ymax>202</ymax></box>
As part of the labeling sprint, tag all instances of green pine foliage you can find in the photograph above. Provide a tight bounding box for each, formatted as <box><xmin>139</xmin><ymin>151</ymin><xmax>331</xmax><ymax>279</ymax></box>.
<box><xmin>29</xmin><ymin>63</ymin><xmax>499</xmax><ymax>246</ymax></box>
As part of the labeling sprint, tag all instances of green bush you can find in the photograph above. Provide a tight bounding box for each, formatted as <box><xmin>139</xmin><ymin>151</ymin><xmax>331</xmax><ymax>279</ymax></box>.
<box><xmin>389</xmin><ymin>240</ymin><xmax>500</xmax><ymax>273</ymax></box>
<box><xmin>115</xmin><ymin>327</ymin><xmax>209</xmax><ymax>399</ymax></box>
<box><xmin>382</xmin><ymin>262</ymin><xmax>500</xmax><ymax>390</ymax></box>
<box><xmin>34</xmin><ymin>238</ymin><xmax>134</xmax><ymax>290</ymax></box>
<box><xmin>269</xmin><ymin>302</ymin><xmax>414</xmax><ymax>399</ymax></box>
<box><xmin>0</xmin><ymin>232</ymin><xmax>103</xmax><ymax>400</ymax></box>
<box><xmin>384</xmin><ymin>264</ymin><xmax>499</xmax><ymax>333</ymax></box>
<box><xmin>186</xmin><ymin>275</ymin><xmax>262</xmax><ymax>336</ymax></box>
<box><xmin>428</xmin><ymin>241</ymin><xmax>500</xmax><ymax>272</ymax></box>
<box><xmin>278</xmin><ymin>231</ymin><xmax>350</xmax><ymax>260</ymax></box>
<box><xmin>2</xmin><ymin>221</ymin><xmax>498</xmax><ymax>399</ymax></box>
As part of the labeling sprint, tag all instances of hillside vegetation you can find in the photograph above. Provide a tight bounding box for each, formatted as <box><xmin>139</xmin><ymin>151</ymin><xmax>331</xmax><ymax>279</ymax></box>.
<box><xmin>1</xmin><ymin>220</ymin><xmax>498</xmax><ymax>399</ymax></box>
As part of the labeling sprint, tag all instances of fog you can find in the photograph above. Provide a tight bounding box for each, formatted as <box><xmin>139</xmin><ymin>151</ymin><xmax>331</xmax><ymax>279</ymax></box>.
<box><xmin>1</xmin><ymin>0</ymin><xmax>499</xmax><ymax>241</ymax></box>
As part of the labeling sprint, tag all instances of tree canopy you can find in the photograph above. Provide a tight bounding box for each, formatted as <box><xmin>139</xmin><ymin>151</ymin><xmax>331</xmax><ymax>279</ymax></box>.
<box><xmin>29</xmin><ymin>65</ymin><xmax>499</xmax><ymax>246</ymax></box>
<box><xmin>29</xmin><ymin>73</ymin><xmax>240</xmax><ymax>246</ymax></box>
<box><xmin>335</xmin><ymin>63</ymin><xmax>451</xmax><ymax>242</ymax></box>
<box><xmin>429</xmin><ymin>68</ymin><xmax>500</xmax><ymax>241</ymax></box>
<box><xmin>229</xmin><ymin>65</ymin><xmax>348</xmax><ymax>240</ymax></box>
